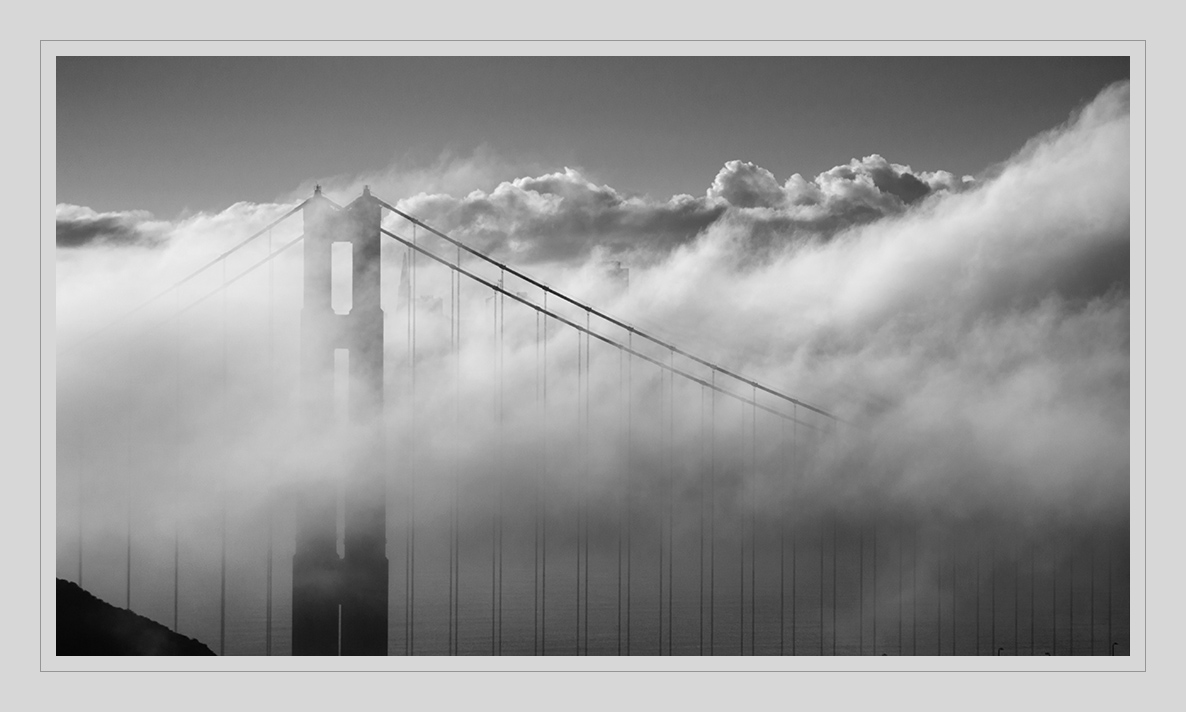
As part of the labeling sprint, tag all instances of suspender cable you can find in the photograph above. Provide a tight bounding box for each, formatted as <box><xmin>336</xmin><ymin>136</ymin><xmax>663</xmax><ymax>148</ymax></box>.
<box><xmin>832</xmin><ymin>426</ymin><xmax>840</xmax><ymax>654</ymax></box>
<box><xmin>791</xmin><ymin>406</ymin><xmax>798</xmax><ymax>655</ymax></box>
<box><xmin>534</xmin><ymin>306</ymin><xmax>541</xmax><ymax>655</ymax></box>
<box><xmin>625</xmin><ymin>331</ymin><xmax>631</xmax><ymax>655</ymax></box>
<box><xmin>173</xmin><ymin>286</ymin><xmax>181</xmax><ymax>633</ymax></box>
<box><xmin>408</xmin><ymin>226</ymin><xmax>423</xmax><ymax>655</ymax></box>
<box><xmin>266</xmin><ymin>226</ymin><xmax>274</xmax><ymax>656</ymax></box>
<box><xmin>219</xmin><ymin>258</ymin><xmax>228</xmax><ymax>656</ymax></box>
<box><xmin>584</xmin><ymin>309</ymin><xmax>591</xmax><ymax>654</ymax></box>
<box><xmin>576</xmin><ymin>324</ymin><xmax>583</xmax><ymax>655</ymax></box>
<box><xmin>948</xmin><ymin>538</ymin><xmax>958</xmax><ymax>650</ymax></box>
<box><xmin>452</xmin><ymin>248</ymin><xmax>463</xmax><ymax>654</ymax></box>
<box><xmin>660</xmin><ymin>351</ymin><xmax>673</xmax><ymax>654</ymax></box>
<box><xmin>1017</xmin><ymin>547</ymin><xmax>1022</xmax><ymax>655</ymax></box>
<box><xmin>498</xmin><ymin>282</ymin><xmax>506</xmax><ymax>654</ymax></box>
<box><xmin>898</xmin><ymin>522</ymin><xmax>903</xmax><ymax>654</ymax></box>
<box><xmin>617</xmin><ymin>348</ymin><xmax>624</xmax><ymax>655</ymax></box>
<box><xmin>873</xmin><ymin>524</ymin><xmax>878</xmax><ymax>655</ymax></box>
<box><xmin>751</xmin><ymin>386</ymin><xmax>757</xmax><ymax>655</ymax></box>
<box><xmin>819</xmin><ymin>499</ymin><xmax>824</xmax><ymax>653</ymax></box>
<box><xmin>125</xmin><ymin>354</ymin><xmax>134</xmax><ymax>612</ymax></box>
<box><xmin>405</xmin><ymin>249</ymin><xmax>412</xmax><ymax>656</ymax></box>
<box><xmin>976</xmin><ymin>530</ymin><xmax>981</xmax><ymax>655</ymax></box>
<box><xmin>1069</xmin><ymin>553</ymin><xmax>1073</xmax><ymax>656</ymax></box>
<box><xmin>1032</xmin><ymin>542</ymin><xmax>1037</xmax><ymax>655</ymax></box>
<box><xmin>667</xmin><ymin>351</ymin><xmax>674</xmax><ymax>655</ymax></box>
<box><xmin>859</xmin><ymin>519</ymin><xmax>866</xmax><ymax>650</ymax></box>
<box><xmin>1090</xmin><ymin>548</ymin><xmax>1096</xmax><ymax>654</ymax></box>
<box><xmin>78</xmin><ymin>414</ymin><xmax>85</xmax><ymax>589</ymax></box>
<box><xmin>542</xmin><ymin>293</ymin><xmax>548</xmax><ymax>656</ymax></box>
<box><xmin>410</xmin><ymin>224</ymin><xmax>419</xmax><ymax>656</ymax></box>
<box><xmin>790</xmin><ymin>406</ymin><xmax>799</xmax><ymax>655</ymax></box>
<box><xmin>953</xmin><ymin>538</ymin><xmax>958</xmax><ymax>654</ymax></box>
<box><xmin>938</xmin><ymin>537</ymin><xmax>943</xmax><ymax>655</ymax></box>
<box><xmin>739</xmin><ymin>401</ymin><xmax>746</xmax><ymax>655</ymax></box>
<box><xmin>832</xmin><ymin>510</ymin><xmax>837</xmax><ymax>656</ymax></box>
<box><xmin>699</xmin><ymin>385</ymin><xmax>705</xmax><ymax>656</ymax></box>
<box><xmin>658</xmin><ymin>353</ymin><xmax>664</xmax><ymax>655</ymax></box>
<box><xmin>495</xmin><ymin>289</ymin><xmax>505</xmax><ymax>655</ymax></box>
<box><xmin>709</xmin><ymin>370</ymin><xmax>716</xmax><ymax>655</ymax></box>
<box><xmin>992</xmin><ymin>540</ymin><xmax>997</xmax><ymax>655</ymax></box>
<box><xmin>779</xmin><ymin>417</ymin><xmax>786</xmax><ymax>655</ymax></box>
<box><xmin>1052</xmin><ymin>547</ymin><xmax>1057</xmax><ymax>655</ymax></box>
<box><xmin>448</xmin><ymin>265</ymin><xmax>455</xmax><ymax>655</ymax></box>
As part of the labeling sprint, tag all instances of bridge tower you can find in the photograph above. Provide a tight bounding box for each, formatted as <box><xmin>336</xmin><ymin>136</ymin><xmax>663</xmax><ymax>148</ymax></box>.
<box><xmin>292</xmin><ymin>186</ymin><xmax>388</xmax><ymax>655</ymax></box>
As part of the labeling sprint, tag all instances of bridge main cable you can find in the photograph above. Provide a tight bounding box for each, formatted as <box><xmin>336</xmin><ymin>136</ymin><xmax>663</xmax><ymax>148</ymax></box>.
<box><xmin>374</xmin><ymin>197</ymin><xmax>839</xmax><ymax>423</ymax></box>
<box><xmin>380</xmin><ymin>226</ymin><xmax>827</xmax><ymax>432</ymax></box>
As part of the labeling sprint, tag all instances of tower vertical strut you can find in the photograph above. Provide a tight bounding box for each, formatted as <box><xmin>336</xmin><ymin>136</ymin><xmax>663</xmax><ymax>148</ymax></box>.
<box><xmin>293</xmin><ymin>187</ymin><xmax>388</xmax><ymax>657</ymax></box>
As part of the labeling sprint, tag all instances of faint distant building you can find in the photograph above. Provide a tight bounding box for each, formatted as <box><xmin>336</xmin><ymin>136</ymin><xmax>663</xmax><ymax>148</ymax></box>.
<box><xmin>603</xmin><ymin>261</ymin><xmax>629</xmax><ymax>294</ymax></box>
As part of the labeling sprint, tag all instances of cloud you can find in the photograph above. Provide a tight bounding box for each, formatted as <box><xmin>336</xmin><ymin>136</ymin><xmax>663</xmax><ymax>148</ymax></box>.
<box><xmin>374</xmin><ymin>152</ymin><xmax>973</xmax><ymax>266</ymax></box>
<box><xmin>54</xmin><ymin>81</ymin><xmax>1131</xmax><ymax>644</ymax></box>
<box><xmin>56</xmin><ymin>205</ymin><xmax>169</xmax><ymax>249</ymax></box>
<box><xmin>707</xmin><ymin>160</ymin><xmax>785</xmax><ymax>208</ymax></box>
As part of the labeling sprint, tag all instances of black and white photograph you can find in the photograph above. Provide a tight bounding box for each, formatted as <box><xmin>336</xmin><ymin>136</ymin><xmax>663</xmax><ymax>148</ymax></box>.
<box><xmin>44</xmin><ymin>46</ymin><xmax>1142</xmax><ymax>674</ymax></box>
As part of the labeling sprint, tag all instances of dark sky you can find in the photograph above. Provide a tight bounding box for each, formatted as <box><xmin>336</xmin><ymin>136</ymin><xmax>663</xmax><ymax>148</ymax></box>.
<box><xmin>56</xmin><ymin>56</ymin><xmax>1129</xmax><ymax>218</ymax></box>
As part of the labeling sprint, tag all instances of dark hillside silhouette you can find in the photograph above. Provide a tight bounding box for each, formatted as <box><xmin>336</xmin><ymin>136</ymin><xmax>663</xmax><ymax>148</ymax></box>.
<box><xmin>56</xmin><ymin>579</ymin><xmax>215</xmax><ymax>655</ymax></box>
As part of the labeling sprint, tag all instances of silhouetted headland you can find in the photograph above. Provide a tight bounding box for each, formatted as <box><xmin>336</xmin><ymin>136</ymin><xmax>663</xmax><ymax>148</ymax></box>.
<box><xmin>56</xmin><ymin>579</ymin><xmax>215</xmax><ymax>655</ymax></box>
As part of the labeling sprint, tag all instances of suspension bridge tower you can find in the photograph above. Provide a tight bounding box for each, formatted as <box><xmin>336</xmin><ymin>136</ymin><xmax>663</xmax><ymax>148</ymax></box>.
<box><xmin>292</xmin><ymin>186</ymin><xmax>388</xmax><ymax>655</ymax></box>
